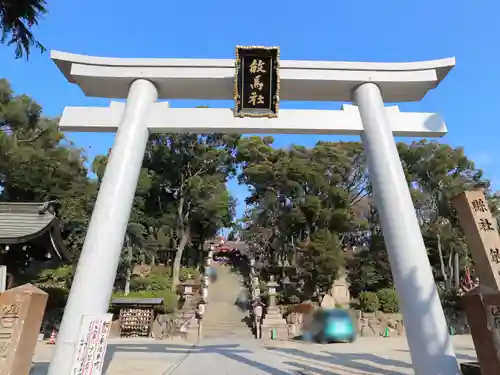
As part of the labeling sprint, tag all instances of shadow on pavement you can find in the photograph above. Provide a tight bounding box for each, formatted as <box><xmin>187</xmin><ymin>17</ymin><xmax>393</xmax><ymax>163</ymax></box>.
<box><xmin>30</xmin><ymin>362</ymin><xmax>49</xmax><ymax>375</ymax></box>
<box><xmin>99</xmin><ymin>342</ymin><xmax>291</xmax><ymax>375</ymax></box>
<box><xmin>269</xmin><ymin>266</ymin><xmax>467</xmax><ymax>375</ymax></box>
<box><xmin>267</xmin><ymin>347</ymin><xmax>408</xmax><ymax>375</ymax></box>
<box><xmin>395</xmin><ymin>348</ymin><xmax>477</xmax><ymax>363</ymax></box>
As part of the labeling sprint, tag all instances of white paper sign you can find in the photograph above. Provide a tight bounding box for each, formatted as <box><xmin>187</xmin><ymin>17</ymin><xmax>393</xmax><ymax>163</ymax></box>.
<box><xmin>0</xmin><ymin>265</ymin><xmax>6</xmax><ymax>293</ymax></box>
<box><xmin>70</xmin><ymin>314</ymin><xmax>113</xmax><ymax>375</ymax></box>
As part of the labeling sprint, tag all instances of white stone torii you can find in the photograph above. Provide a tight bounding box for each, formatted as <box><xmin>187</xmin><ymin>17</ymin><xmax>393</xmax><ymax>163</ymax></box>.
<box><xmin>48</xmin><ymin>50</ymin><xmax>459</xmax><ymax>375</ymax></box>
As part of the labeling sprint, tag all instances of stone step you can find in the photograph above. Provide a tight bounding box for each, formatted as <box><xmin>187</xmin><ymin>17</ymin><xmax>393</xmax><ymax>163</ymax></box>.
<box><xmin>203</xmin><ymin>320</ymin><xmax>248</xmax><ymax>324</ymax></box>
<box><xmin>201</xmin><ymin>263</ymin><xmax>252</xmax><ymax>340</ymax></box>
<box><xmin>202</xmin><ymin>328</ymin><xmax>251</xmax><ymax>333</ymax></box>
<box><xmin>202</xmin><ymin>330</ymin><xmax>254</xmax><ymax>338</ymax></box>
<box><xmin>203</xmin><ymin>331</ymin><xmax>255</xmax><ymax>339</ymax></box>
<box><xmin>204</xmin><ymin>325</ymin><xmax>248</xmax><ymax>329</ymax></box>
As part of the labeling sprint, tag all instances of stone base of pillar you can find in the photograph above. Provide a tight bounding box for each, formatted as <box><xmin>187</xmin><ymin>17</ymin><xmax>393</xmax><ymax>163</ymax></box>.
<box><xmin>261</xmin><ymin>307</ymin><xmax>288</xmax><ymax>340</ymax></box>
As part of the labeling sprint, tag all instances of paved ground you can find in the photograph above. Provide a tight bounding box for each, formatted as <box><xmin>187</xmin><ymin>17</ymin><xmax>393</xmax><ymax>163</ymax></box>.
<box><xmin>32</xmin><ymin>335</ymin><xmax>477</xmax><ymax>374</ymax></box>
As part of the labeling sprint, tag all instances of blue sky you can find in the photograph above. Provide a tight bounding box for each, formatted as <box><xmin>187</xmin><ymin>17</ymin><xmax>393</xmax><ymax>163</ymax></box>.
<box><xmin>1</xmin><ymin>0</ymin><xmax>499</xmax><ymax>218</ymax></box>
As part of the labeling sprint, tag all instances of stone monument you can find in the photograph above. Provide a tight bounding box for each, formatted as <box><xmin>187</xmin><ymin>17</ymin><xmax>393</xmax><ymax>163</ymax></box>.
<box><xmin>329</xmin><ymin>271</ymin><xmax>351</xmax><ymax>307</ymax></box>
<box><xmin>0</xmin><ymin>284</ymin><xmax>48</xmax><ymax>375</ymax></box>
<box><xmin>453</xmin><ymin>189</ymin><xmax>500</xmax><ymax>374</ymax></box>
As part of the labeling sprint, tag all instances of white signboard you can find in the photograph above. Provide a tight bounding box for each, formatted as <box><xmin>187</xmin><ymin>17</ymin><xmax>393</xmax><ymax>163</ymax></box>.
<box><xmin>70</xmin><ymin>314</ymin><xmax>113</xmax><ymax>375</ymax></box>
<box><xmin>0</xmin><ymin>266</ymin><xmax>6</xmax><ymax>292</ymax></box>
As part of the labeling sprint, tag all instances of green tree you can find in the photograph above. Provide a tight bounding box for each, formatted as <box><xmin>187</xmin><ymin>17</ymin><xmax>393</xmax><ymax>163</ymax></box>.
<box><xmin>0</xmin><ymin>0</ymin><xmax>48</xmax><ymax>58</ymax></box>
<box><xmin>399</xmin><ymin>140</ymin><xmax>487</xmax><ymax>288</ymax></box>
<box><xmin>237</xmin><ymin>137</ymin><xmax>358</xmax><ymax>294</ymax></box>
<box><xmin>347</xmin><ymin>140</ymin><xmax>488</xmax><ymax>295</ymax></box>
<box><xmin>188</xmin><ymin>188</ymin><xmax>236</xmax><ymax>268</ymax></box>
<box><xmin>0</xmin><ymin>78</ymin><xmax>94</xmax><ymax>263</ymax></box>
<box><xmin>143</xmin><ymin>133</ymin><xmax>240</xmax><ymax>290</ymax></box>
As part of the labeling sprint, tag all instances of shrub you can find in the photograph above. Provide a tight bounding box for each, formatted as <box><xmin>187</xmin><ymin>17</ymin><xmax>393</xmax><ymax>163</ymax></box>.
<box><xmin>179</xmin><ymin>267</ymin><xmax>200</xmax><ymax>282</ymax></box>
<box><xmin>349</xmin><ymin>300</ymin><xmax>360</xmax><ymax>310</ymax></box>
<box><xmin>288</xmin><ymin>295</ymin><xmax>300</xmax><ymax>305</ymax></box>
<box><xmin>259</xmin><ymin>281</ymin><xmax>267</xmax><ymax>292</ymax></box>
<box><xmin>377</xmin><ymin>288</ymin><xmax>399</xmax><ymax>313</ymax></box>
<box><xmin>275</xmin><ymin>292</ymin><xmax>286</xmax><ymax>305</ymax></box>
<box><xmin>358</xmin><ymin>291</ymin><xmax>380</xmax><ymax>312</ymax></box>
<box><xmin>439</xmin><ymin>288</ymin><xmax>462</xmax><ymax>313</ymax></box>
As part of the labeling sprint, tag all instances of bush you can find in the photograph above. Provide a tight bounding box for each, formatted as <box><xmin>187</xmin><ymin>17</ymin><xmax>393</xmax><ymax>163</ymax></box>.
<box><xmin>358</xmin><ymin>291</ymin><xmax>380</xmax><ymax>312</ymax></box>
<box><xmin>377</xmin><ymin>288</ymin><xmax>399</xmax><ymax>313</ymax></box>
<box><xmin>288</xmin><ymin>295</ymin><xmax>300</xmax><ymax>305</ymax></box>
<box><xmin>129</xmin><ymin>265</ymin><xmax>172</xmax><ymax>292</ymax></box>
<box><xmin>439</xmin><ymin>288</ymin><xmax>462</xmax><ymax>313</ymax></box>
<box><xmin>179</xmin><ymin>267</ymin><xmax>200</xmax><ymax>282</ymax></box>
<box><xmin>275</xmin><ymin>292</ymin><xmax>286</xmax><ymax>305</ymax></box>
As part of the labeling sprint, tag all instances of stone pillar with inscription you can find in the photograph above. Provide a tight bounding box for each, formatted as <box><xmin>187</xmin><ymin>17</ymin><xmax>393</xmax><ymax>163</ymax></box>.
<box><xmin>0</xmin><ymin>284</ymin><xmax>48</xmax><ymax>375</ymax></box>
<box><xmin>453</xmin><ymin>189</ymin><xmax>500</xmax><ymax>374</ymax></box>
<box><xmin>453</xmin><ymin>189</ymin><xmax>500</xmax><ymax>291</ymax></box>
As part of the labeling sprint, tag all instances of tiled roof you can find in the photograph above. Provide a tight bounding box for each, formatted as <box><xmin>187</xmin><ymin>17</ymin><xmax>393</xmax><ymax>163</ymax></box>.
<box><xmin>221</xmin><ymin>241</ymin><xmax>249</xmax><ymax>252</ymax></box>
<box><xmin>0</xmin><ymin>202</ymin><xmax>68</xmax><ymax>259</ymax></box>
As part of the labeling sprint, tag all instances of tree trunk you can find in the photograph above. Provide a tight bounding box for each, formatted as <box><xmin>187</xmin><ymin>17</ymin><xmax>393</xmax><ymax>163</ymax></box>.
<box><xmin>436</xmin><ymin>234</ymin><xmax>448</xmax><ymax>284</ymax></box>
<box><xmin>454</xmin><ymin>252</ymin><xmax>460</xmax><ymax>289</ymax></box>
<box><xmin>193</xmin><ymin>245</ymin><xmax>201</xmax><ymax>270</ymax></box>
<box><xmin>171</xmin><ymin>228</ymin><xmax>190</xmax><ymax>291</ymax></box>
<box><xmin>124</xmin><ymin>246</ymin><xmax>132</xmax><ymax>296</ymax></box>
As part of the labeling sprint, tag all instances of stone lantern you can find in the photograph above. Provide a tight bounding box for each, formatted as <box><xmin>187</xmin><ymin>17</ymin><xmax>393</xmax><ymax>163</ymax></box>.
<box><xmin>180</xmin><ymin>279</ymin><xmax>196</xmax><ymax>299</ymax></box>
<box><xmin>252</xmin><ymin>285</ymin><xmax>261</xmax><ymax>301</ymax></box>
<box><xmin>251</xmin><ymin>275</ymin><xmax>260</xmax><ymax>301</ymax></box>
<box><xmin>196</xmin><ymin>299</ymin><xmax>207</xmax><ymax>339</ymax></box>
<box><xmin>201</xmin><ymin>274</ymin><xmax>209</xmax><ymax>302</ymax></box>
<box><xmin>251</xmin><ymin>274</ymin><xmax>260</xmax><ymax>289</ymax></box>
<box><xmin>250</xmin><ymin>257</ymin><xmax>256</xmax><ymax>278</ymax></box>
<box><xmin>197</xmin><ymin>299</ymin><xmax>206</xmax><ymax>318</ymax></box>
<box><xmin>267</xmin><ymin>276</ymin><xmax>279</xmax><ymax>309</ymax></box>
<box><xmin>260</xmin><ymin>275</ymin><xmax>288</xmax><ymax>340</ymax></box>
<box><xmin>201</xmin><ymin>285</ymin><xmax>208</xmax><ymax>302</ymax></box>
<box><xmin>253</xmin><ymin>298</ymin><xmax>264</xmax><ymax>339</ymax></box>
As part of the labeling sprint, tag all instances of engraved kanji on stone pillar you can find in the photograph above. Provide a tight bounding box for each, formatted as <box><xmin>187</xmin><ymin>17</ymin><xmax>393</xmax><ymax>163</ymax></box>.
<box><xmin>0</xmin><ymin>284</ymin><xmax>48</xmax><ymax>375</ymax></box>
<box><xmin>453</xmin><ymin>189</ymin><xmax>500</xmax><ymax>291</ymax></box>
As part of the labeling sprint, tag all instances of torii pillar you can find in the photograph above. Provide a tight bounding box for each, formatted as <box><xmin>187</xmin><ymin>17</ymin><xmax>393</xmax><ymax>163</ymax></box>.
<box><xmin>48</xmin><ymin>50</ymin><xmax>459</xmax><ymax>375</ymax></box>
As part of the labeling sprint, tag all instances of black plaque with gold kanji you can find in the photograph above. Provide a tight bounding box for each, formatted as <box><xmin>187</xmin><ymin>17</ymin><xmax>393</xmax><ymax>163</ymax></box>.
<box><xmin>234</xmin><ymin>46</ymin><xmax>280</xmax><ymax>118</ymax></box>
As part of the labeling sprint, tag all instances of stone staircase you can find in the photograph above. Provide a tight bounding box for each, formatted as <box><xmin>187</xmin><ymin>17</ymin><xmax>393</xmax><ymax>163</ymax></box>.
<box><xmin>202</xmin><ymin>263</ymin><xmax>254</xmax><ymax>339</ymax></box>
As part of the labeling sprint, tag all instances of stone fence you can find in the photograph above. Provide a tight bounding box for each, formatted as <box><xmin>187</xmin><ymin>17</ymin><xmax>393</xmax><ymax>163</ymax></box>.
<box><xmin>285</xmin><ymin>308</ymin><xmax>469</xmax><ymax>339</ymax></box>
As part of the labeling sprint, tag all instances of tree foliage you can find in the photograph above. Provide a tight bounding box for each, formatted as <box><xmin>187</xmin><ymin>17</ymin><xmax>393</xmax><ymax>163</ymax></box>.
<box><xmin>0</xmin><ymin>79</ymin><xmax>237</xmax><ymax>299</ymax></box>
<box><xmin>237</xmin><ymin>136</ymin><xmax>490</xmax><ymax>302</ymax></box>
<box><xmin>0</xmin><ymin>0</ymin><xmax>48</xmax><ymax>59</ymax></box>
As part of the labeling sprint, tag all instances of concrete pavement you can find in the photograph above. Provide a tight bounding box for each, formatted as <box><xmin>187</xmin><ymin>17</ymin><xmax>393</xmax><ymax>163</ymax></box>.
<box><xmin>32</xmin><ymin>335</ymin><xmax>477</xmax><ymax>374</ymax></box>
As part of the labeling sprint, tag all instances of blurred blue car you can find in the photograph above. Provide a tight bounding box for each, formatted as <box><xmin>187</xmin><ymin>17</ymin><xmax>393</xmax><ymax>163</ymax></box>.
<box><xmin>305</xmin><ymin>308</ymin><xmax>356</xmax><ymax>343</ymax></box>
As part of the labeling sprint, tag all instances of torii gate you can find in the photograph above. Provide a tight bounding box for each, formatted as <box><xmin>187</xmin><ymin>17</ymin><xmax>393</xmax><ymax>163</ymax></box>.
<box><xmin>48</xmin><ymin>49</ymin><xmax>459</xmax><ymax>375</ymax></box>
